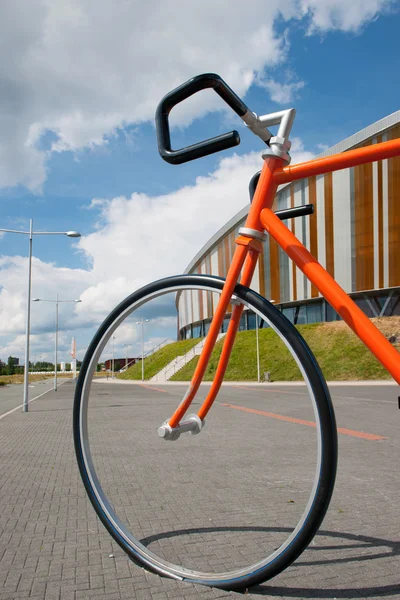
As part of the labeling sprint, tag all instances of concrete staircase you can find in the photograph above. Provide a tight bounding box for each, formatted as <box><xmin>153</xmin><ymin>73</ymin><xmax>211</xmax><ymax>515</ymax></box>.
<box><xmin>150</xmin><ymin>333</ymin><xmax>226</xmax><ymax>382</ymax></box>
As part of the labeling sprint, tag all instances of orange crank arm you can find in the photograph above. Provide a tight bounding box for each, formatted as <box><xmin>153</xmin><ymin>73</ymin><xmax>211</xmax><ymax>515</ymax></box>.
<box><xmin>261</xmin><ymin>208</ymin><xmax>400</xmax><ymax>384</ymax></box>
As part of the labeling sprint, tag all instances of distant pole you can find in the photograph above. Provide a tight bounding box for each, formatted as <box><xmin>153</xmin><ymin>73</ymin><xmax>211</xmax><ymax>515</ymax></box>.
<box><xmin>23</xmin><ymin>219</ymin><xmax>33</xmax><ymax>412</ymax></box>
<box><xmin>136</xmin><ymin>318</ymin><xmax>148</xmax><ymax>381</ymax></box>
<box><xmin>112</xmin><ymin>336</ymin><xmax>115</xmax><ymax>379</ymax></box>
<box><xmin>72</xmin><ymin>338</ymin><xmax>77</xmax><ymax>380</ymax></box>
<box><xmin>32</xmin><ymin>296</ymin><xmax>81</xmax><ymax>389</ymax></box>
<box><xmin>141</xmin><ymin>320</ymin><xmax>144</xmax><ymax>381</ymax></box>
<box><xmin>54</xmin><ymin>294</ymin><xmax>59</xmax><ymax>391</ymax></box>
<box><xmin>256</xmin><ymin>314</ymin><xmax>260</xmax><ymax>383</ymax></box>
<box><xmin>0</xmin><ymin>222</ymin><xmax>81</xmax><ymax>412</ymax></box>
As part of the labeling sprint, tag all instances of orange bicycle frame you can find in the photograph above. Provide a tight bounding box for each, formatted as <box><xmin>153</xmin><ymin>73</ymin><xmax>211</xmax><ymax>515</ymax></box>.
<box><xmin>167</xmin><ymin>137</ymin><xmax>400</xmax><ymax>430</ymax></box>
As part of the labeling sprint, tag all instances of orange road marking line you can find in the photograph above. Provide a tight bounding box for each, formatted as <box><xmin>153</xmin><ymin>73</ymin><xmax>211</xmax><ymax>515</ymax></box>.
<box><xmin>232</xmin><ymin>385</ymin><xmax>302</xmax><ymax>394</ymax></box>
<box><xmin>221</xmin><ymin>403</ymin><xmax>387</xmax><ymax>441</ymax></box>
<box><xmin>139</xmin><ymin>384</ymin><xmax>167</xmax><ymax>393</ymax></box>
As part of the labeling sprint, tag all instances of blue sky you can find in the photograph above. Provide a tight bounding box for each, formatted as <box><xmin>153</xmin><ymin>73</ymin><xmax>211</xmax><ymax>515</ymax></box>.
<box><xmin>0</xmin><ymin>0</ymin><xmax>399</xmax><ymax>364</ymax></box>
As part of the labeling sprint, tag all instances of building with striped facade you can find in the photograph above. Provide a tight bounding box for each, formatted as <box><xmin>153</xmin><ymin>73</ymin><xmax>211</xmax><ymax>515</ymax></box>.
<box><xmin>177</xmin><ymin>111</ymin><xmax>400</xmax><ymax>340</ymax></box>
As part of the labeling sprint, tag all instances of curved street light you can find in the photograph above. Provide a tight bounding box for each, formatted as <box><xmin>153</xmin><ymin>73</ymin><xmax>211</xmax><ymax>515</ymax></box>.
<box><xmin>255</xmin><ymin>300</ymin><xmax>275</xmax><ymax>382</ymax></box>
<box><xmin>123</xmin><ymin>343</ymin><xmax>132</xmax><ymax>371</ymax></box>
<box><xmin>32</xmin><ymin>296</ymin><xmax>81</xmax><ymax>391</ymax></box>
<box><xmin>0</xmin><ymin>219</ymin><xmax>81</xmax><ymax>411</ymax></box>
<box><xmin>136</xmin><ymin>319</ymin><xmax>149</xmax><ymax>381</ymax></box>
<box><xmin>111</xmin><ymin>335</ymin><xmax>115</xmax><ymax>379</ymax></box>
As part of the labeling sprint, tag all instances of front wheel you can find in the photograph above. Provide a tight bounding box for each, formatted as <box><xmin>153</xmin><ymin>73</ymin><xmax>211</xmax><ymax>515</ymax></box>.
<box><xmin>73</xmin><ymin>274</ymin><xmax>337</xmax><ymax>591</ymax></box>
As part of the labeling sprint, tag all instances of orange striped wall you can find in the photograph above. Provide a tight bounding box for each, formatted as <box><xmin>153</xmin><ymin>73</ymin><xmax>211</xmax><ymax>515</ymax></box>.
<box><xmin>179</xmin><ymin>124</ymin><xmax>400</xmax><ymax>331</ymax></box>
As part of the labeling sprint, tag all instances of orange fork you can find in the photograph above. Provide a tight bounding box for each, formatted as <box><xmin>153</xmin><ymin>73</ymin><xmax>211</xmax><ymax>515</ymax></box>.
<box><xmin>165</xmin><ymin>157</ymin><xmax>281</xmax><ymax>431</ymax></box>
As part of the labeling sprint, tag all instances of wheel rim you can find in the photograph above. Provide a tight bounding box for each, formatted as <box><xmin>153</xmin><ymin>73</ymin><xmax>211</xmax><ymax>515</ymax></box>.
<box><xmin>74</xmin><ymin>276</ymin><xmax>335</xmax><ymax>588</ymax></box>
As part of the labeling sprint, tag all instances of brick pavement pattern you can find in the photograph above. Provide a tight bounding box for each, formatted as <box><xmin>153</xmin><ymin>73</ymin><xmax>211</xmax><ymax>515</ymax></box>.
<box><xmin>0</xmin><ymin>380</ymin><xmax>399</xmax><ymax>599</ymax></box>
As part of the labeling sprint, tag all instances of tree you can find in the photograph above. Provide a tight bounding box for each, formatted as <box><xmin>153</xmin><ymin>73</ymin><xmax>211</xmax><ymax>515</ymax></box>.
<box><xmin>7</xmin><ymin>356</ymin><xmax>15</xmax><ymax>376</ymax></box>
<box><xmin>35</xmin><ymin>361</ymin><xmax>54</xmax><ymax>372</ymax></box>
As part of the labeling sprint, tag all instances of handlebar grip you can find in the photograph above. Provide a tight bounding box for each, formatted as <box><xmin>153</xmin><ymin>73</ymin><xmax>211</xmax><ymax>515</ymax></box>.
<box><xmin>156</xmin><ymin>73</ymin><xmax>249</xmax><ymax>165</ymax></box>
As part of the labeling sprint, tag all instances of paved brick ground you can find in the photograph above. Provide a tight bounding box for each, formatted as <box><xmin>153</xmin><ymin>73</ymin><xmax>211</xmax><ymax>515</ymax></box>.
<box><xmin>0</xmin><ymin>380</ymin><xmax>399</xmax><ymax>599</ymax></box>
<box><xmin>0</xmin><ymin>379</ymin><xmax>69</xmax><ymax>416</ymax></box>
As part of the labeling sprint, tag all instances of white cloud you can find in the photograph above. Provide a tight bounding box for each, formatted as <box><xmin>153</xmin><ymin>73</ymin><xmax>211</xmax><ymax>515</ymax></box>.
<box><xmin>0</xmin><ymin>0</ymin><xmax>392</xmax><ymax>191</ymax></box>
<box><xmin>0</xmin><ymin>254</ymin><xmax>94</xmax><ymax>334</ymax></box>
<box><xmin>77</xmin><ymin>152</ymin><xmax>263</xmax><ymax>308</ymax></box>
<box><xmin>290</xmin><ymin>137</ymin><xmax>315</xmax><ymax>162</ymax></box>
<box><xmin>0</xmin><ymin>254</ymin><xmax>98</xmax><ymax>362</ymax></box>
<box><xmin>76</xmin><ymin>144</ymin><xmax>314</xmax><ymax>318</ymax></box>
<box><xmin>259</xmin><ymin>79</ymin><xmax>305</xmax><ymax>104</ymax></box>
<box><xmin>0</xmin><ymin>145</ymin><xmax>314</xmax><ymax>360</ymax></box>
<box><xmin>300</xmin><ymin>0</ymin><xmax>395</xmax><ymax>33</ymax></box>
<box><xmin>0</xmin><ymin>331</ymin><xmax>76</xmax><ymax>365</ymax></box>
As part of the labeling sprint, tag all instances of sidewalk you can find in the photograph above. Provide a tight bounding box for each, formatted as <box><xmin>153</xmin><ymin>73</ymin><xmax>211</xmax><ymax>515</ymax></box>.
<box><xmin>0</xmin><ymin>378</ymin><xmax>71</xmax><ymax>418</ymax></box>
<box><xmin>0</xmin><ymin>380</ymin><xmax>398</xmax><ymax>599</ymax></box>
<box><xmin>0</xmin><ymin>380</ymin><xmax>235</xmax><ymax>600</ymax></box>
<box><xmin>96</xmin><ymin>377</ymin><xmax>398</xmax><ymax>387</ymax></box>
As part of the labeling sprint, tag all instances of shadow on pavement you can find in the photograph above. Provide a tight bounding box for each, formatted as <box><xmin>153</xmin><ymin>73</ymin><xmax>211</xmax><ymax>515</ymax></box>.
<box><xmin>140</xmin><ymin>526</ymin><xmax>399</xmax><ymax>598</ymax></box>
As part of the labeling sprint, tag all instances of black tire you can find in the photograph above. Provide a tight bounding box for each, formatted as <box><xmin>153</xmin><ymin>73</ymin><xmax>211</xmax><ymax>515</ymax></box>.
<box><xmin>73</xmin><ymin>274</ymin><xmax>337</xmax><ymax>591</ymax></box>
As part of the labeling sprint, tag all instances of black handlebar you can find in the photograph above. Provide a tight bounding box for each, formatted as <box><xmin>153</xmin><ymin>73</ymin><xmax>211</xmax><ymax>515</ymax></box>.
<box><xmin>155</xmin><ymin>73</ymin><xmax>249</xmax><ymax>165</ymax></box>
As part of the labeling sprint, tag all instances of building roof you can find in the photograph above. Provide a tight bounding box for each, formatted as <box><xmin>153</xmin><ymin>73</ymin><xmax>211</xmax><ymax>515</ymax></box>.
<box><xmin>184</xmin><ymin>109</ymin><xmax>400</xmax><ymax>275</ymax></box>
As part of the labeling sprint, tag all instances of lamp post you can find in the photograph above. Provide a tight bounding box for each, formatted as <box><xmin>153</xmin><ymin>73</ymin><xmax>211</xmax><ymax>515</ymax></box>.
<box><xmin>123</xmin><ymin>344</ymin><xmax>131</xmax><ymax>370</ymax></box>
<box><xmin>255</xmin><ymin>315</ymin><xmax>260</xmax><ymax>383</ymax></box>
<box><xmin>0</xmin><ymin>219</ymin><xmax>80</xmax><ymax>411</ymax></box>
<box><xmin>255</xmin><ymin>301</ymin><xmax>275</xmax><ymax>383</ymax></box>
<box><xmin>136</xmin><ymin>318</ymin><xmax>149</xmax><ymax>381</ymax></box>
<box><xmin>111</xmin><ymin>336</ymin><xmax>116</xmax><ymax>379</ymax></box>
<box><xmin>32</xmin><ymin>296</ymin><xmax>81</xmax><ymax>391</ymax></box>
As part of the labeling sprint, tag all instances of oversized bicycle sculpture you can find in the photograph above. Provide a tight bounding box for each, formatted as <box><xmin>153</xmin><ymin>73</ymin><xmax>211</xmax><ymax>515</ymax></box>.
<box><xmin>73</xmin><ymin>74</ymin><xmax>400</xmax><ymax>591</ymax></box>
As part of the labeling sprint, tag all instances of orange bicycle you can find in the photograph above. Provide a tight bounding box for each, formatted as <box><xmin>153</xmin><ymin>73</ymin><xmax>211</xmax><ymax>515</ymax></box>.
<box><xmin>73</xmin><ymin>74</ymin><xmax>400</xmax><ymax>590</ymax></box>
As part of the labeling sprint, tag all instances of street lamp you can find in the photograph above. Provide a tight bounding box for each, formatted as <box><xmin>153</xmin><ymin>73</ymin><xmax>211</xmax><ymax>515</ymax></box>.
<box><xmin>255</xmin><ymin>301</ymin><xmax>275</xmax><ymax>383</ymax></box>
<box><xmin>32</xmin><ymin>295</ymin><xmax>81</xmax><ymax>391</ymax></box>
<box><xmin>255</xmin><ymin>314</ymin><xmax>260</xmax><ymax>383</ymax></box>
<box><xmin>136</xmin><ymin>318</ymin><xmax>149</xmax><ymax>381</ymax></box>
<box><xmin>123</xmin><ymin>343</ymin><xmax>131</xmax><ymax>370</ymax></box>
<box><xmin>0</xmin><ymin>219</ymin><xmax>81</xmax><ymax>412</ymax></box>
<box><xmin>111</xmin><ymin>335</ymin><xmax>115</xmax><ymax>379</ymax></box>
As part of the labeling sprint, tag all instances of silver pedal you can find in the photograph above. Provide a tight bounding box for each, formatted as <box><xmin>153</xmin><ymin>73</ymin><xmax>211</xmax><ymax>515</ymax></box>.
<box><xmin>157</xmin><ymin>414</ymin><xmax>204</xmax><ymax>441</ymax></box>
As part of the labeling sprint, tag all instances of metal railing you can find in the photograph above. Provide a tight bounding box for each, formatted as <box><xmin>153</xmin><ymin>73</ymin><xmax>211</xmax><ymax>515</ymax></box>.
<box><xmin>153</xmin><ymin>333</ymin><xmax>226</xmax><ymax>381</ymax></box>
<box><xmin>162</xmin><ymin>340</ymin><xmax>206</xmax><ymax>379</ymax></box>
<box><xmin>117</xmin><ymin>339</ymin><xmax>169</xmax><ymax>373</ymax></box>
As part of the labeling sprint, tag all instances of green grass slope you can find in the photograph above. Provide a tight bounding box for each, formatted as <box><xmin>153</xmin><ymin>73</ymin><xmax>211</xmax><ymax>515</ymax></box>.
<box><xmin>170</xmin><ymin>317</ymin><xmax>400</xmax><ymax>382</ymax></box>
<box><xmin>117</xmin><ymin>338</ymin><xmax>200</xmax><ymax>381</ymax></box>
